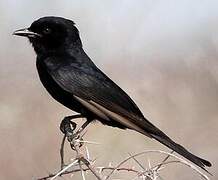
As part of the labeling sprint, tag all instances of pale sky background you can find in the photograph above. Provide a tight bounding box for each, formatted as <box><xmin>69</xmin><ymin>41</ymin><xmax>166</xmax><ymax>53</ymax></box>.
<box><xmin>0</xmin><ymin>0</ymin><xmax>218</xmax><ymax>179</ymax></box>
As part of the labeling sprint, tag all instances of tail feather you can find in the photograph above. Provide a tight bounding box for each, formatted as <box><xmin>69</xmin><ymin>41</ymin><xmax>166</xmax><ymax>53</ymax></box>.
<box><xmin>150</xmin><ymin>133</ymin><xmax>212</xmax><ymax>173</ymax></box>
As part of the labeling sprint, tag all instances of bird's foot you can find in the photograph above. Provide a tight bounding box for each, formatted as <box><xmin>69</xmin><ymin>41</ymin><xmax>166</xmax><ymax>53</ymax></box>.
<box><xmin>60</xmin><ymin>115</ymin><xmax>85</xmax><ymax>150</ymax></box>
<box><xmin>69</xmin><ymin>135</ymin><xmax>84</xmax><ymax>150</ymax></box>
<box><xmin>59</xmin><ymin>114</ymin><xmax>83</xmax><ymax>169</ymax></box>
<box><xmin>60</xmin><ymin>116</ymin><xmax>77</xmax><ymax>135</ymax></box>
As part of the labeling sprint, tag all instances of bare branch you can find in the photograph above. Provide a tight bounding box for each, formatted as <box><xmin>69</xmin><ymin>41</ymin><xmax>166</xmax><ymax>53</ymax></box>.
<box><xmin>50</xmin><ymin>159</ymin><xmax>78</xmax><ymax>180</ymax></box>
<box><xmin>128</xmin><ymin>152</ymin><xmax>146</xmax><ymax>171</ymax></box>
<box><xmin>38</xmin><ymin>119</ymin><xmax>210</xmax><ymax>180</ymax></box>
<box><xmin>105</xmin><ymin>150</ymin><xmax>210</xmax><ymax>180</ymax></box>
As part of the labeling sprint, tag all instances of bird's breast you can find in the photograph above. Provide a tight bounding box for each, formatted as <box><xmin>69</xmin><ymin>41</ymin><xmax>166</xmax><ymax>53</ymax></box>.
<box><xmin>36</xmin><ymin>58</ymin><xmax>83</xmax><ymax>113</ymax></box>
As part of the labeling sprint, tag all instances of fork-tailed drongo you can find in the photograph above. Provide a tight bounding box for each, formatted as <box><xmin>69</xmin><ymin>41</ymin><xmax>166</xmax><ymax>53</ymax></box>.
<box><xmin>13</xmin><ymin>16</ymin><xmax>211</xmax><ymax>172</ymax></box>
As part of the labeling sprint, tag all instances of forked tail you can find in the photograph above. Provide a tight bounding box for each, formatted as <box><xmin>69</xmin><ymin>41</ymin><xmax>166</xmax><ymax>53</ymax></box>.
<box><xmin>150</xmin><ymin>132</ymin><xmax>212</xmax><ymax>174</ymax></box>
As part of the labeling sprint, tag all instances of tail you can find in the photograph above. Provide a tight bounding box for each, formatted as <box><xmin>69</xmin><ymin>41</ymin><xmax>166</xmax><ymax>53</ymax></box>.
<box><xmin>150</xmin><ymin>132</ymin><xmax>212</xmax><ymax>173</ymax></box>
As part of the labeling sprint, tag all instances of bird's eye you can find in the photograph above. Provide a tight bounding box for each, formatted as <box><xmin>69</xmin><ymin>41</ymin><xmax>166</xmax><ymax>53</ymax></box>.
<box><xmin>43</xmin><ymin>27</ymin><xmax>51</xmax><ymax>34</ymax></box>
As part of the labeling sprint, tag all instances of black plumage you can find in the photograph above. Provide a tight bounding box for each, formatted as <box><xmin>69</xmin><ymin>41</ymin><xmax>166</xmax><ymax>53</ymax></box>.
<box><xmin>13</xmin><ymin>16</ymin><xmax>211</xmax><ymax>172</ymax></box>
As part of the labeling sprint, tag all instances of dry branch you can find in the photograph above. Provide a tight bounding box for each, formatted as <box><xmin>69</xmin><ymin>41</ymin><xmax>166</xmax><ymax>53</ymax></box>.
<box><xmin>37</xmin><ymin>122</ymin><xmax>210</xmax><ymax>180</ymax></box>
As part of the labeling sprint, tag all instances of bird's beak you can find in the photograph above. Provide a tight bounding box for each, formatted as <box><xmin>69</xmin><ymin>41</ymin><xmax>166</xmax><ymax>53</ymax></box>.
<box><xmin>13</xmin><ymin>28</ymin><xmax>42</xmax><ymax>38</ymax></box>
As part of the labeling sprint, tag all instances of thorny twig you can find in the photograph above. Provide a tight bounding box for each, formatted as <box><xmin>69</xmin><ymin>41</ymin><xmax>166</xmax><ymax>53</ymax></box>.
<box><xmin>38</xmin><ymin>147</ymin><xmax>211</xmax><ymax>180</ymax></box>
<box><xmin>155</xmin><ymin>150</ymin><xmax>174</xmax><ymax>171</ymax></box>
<box><xmin>105</xmin><ymin>150</ymin><xmax>210</xmax><ymax>180</ymax></box>
<box><xmin>74</xmin><ymin>138</ymin><xmax>102</xmax><ymax>180</ymax></box>
<box><xmin>62</xmin><ymin>119</ymin><xmax>102</xmax><ymax>180</ymax></box>
<box><xmin>38</xmin><ymin>120</ymin><xmax>211</xmax><ymax>180</ymax></box>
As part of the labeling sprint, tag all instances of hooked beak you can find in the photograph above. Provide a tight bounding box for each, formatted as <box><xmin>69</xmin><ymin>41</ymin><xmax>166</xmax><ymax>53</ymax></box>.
<box><xmin>13</xmin><ymin>28</ymin><xmax>42</xmax><ymax>38</ymax></box>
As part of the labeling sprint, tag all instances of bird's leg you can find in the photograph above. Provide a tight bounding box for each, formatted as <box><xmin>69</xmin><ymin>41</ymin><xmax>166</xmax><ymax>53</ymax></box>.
<box><xmin>60</xmin><ymin>114</ymin><xmax>83</xmax><ymax>134</ymax></box>
<box><xmin>68</xmin><ymin>119</ymin><xmax>92</xmax><ymax>150</ymax></box>
<box><xmin>77</xmin><ymin>119</ymin><xmax>92</xmax><ymax>135</ymax></box>
<box><xmin>59</xmin><ymin>114</ymin><xmax>83</xmax><ymax>169</ymax></box>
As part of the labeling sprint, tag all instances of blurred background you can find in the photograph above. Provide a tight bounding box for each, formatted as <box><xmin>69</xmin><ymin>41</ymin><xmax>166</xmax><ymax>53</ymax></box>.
<box><xmin>0</xmin><ymin>0</ymin><xmax>218</xmax><ymax>179</ymax></box>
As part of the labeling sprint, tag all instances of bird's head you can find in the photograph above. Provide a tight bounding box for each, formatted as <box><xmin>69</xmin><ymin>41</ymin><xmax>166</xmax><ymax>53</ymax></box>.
<box><xmin>13</xmin><ymin>16</ymin><xmax>82</xmax><ymax>55</ymax></box>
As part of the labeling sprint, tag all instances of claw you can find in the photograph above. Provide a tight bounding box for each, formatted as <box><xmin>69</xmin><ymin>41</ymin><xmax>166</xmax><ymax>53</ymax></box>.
<box><xmin>70</xmin><ymin>136</ymin><xmax>84</xmax><ymax>150</ymax></box>
<box><xmin>60</xmin><ymin>116</ymin><xmax>77</xmax><ymax>134</ymax></box>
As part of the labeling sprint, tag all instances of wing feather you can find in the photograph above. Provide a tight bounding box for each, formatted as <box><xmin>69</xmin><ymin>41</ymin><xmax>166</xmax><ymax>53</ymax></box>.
<box><xmin>43</xmin><ymin>57</ymin><xmax>157</xmax><ymax>135</ymax></box>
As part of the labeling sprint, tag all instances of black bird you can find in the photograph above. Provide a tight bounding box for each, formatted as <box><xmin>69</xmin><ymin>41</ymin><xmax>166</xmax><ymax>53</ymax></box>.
<box><xmin>13</xmin><ymin>16</ymin><xmax>211</xmax><ymax>172</ymax></box>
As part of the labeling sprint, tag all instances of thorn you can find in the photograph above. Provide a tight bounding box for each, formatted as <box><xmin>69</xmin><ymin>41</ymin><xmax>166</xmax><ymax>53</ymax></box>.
<box><xmin>156</xmin><ymin>166</ymin><xmax>165</xmax><ymax>172</ymax></box>
<box><xmin>75</xmin><ymin>139</ymin><xmax>100</xmax><ymax>145</ymax></box>
<box><xmin>90</xmin><ymin>158</ymin><xmax>97</xmax><ymax>165</ymax></box>
<box><xmin>109</xmin><ymin>162</ymin><xmax>112</xmax><ymax>167</ymax></box>
<box><xmin>98</xmin><ymin>167</ymin><xmax>103</xmax><ymax>174</ymax></box>
<box><xmin>147</xmin><ymin>158</ymin><xmax>152</xmax><ymax>169</ymax></box>
<box><xmin>85</xmin><ymin>146</ymin><xmax>90</xmax><ymax>160</ymax></box>
<box><xmin>81</xmin><ymin>169</ymin><xmax>86</xmax><ymax>180</ymax></box>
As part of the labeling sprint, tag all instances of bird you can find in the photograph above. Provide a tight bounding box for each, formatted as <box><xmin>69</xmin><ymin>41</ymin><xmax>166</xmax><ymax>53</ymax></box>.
<box><xmin>13</xmin><ymin>16</ymin><xmax>211</xmax><ymax>172</ymax></box>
